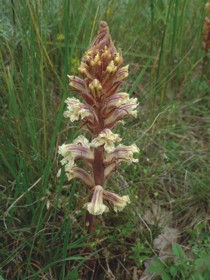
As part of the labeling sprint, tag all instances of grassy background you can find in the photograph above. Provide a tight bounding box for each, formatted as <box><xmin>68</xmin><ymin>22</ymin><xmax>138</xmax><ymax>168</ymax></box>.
<box><xmin>0</xmin><ymin>0</ymin><xmax>210</xmax><ymax>279</ymax></box>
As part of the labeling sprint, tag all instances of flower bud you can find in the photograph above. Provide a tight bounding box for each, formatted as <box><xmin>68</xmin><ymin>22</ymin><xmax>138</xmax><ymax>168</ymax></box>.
<box><xmin>114</xmin><ymin>65</ymin><xmax>129</xmax><ymax>82</ymax></box>
<box><xmin>78</xmin><ymin>62</ymin><xmax>93</xmax><ymax>79</ymax></box>
<box><xmin>68</xmin><ymin>75</ymin><xmax>94</xmax><ymax>105</ymax></box>
<box><xmin>90</xmin><ymin>53</ymin><xmax>101</xmax><ymax>67</ymax></box>
<box><xmin>89</xmin><ymin>79</ymin><xmax>102</xmax><ymax>100</ymax></box>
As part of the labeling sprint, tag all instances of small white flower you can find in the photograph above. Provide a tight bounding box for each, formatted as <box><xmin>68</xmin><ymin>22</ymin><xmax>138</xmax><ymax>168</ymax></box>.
<box><xmin>91</xmin><ymin>129</ymin><xmax>122</xmax><ymax>152</ymax></box>
<box><xmin>113</xmin><ymin>195</ymin><xmax>130</xmax><ymax>212</ymax></box>
<box><xmin>104</xmin><ymin>98</ymin><xmax>138</xmax><ymax>127</ymax></box>
<box><xmin>73</xmin><ymin>135</ymin><xmax>91</xmax><ymax>148</ymax></box>
<box><xmin>64</xmin><ymin>97</ymin><xmax>91</xmax><ymax>122</ymax></box>
<box><xmin>64</xmin><ymin>164</ymin><xmax>94</xmax><ymax>187</ymax></box>
<box><xmin>119</xmin><ymin>98</ymin><xmax>138</xmax><ymax>117</ymax></box>
<box><xmin>105</xmin><ymin>144</ymin><xmax>139</xmax><ymax>164</ymax></box>
<box><xmin>58</xmin><ymin>144</ymin><xmax>74</xmax><ymax>165</ymax></box>
<box><xmin>58</xmin><ymin>144</ymin><xmax>69</xmax><ymax>157</ymax></box>
<box><xmin>108</xmin><ymin>92</ymin><xmax>130</xmax><ymax>107</ymax></box>
<box><xmin>65</xmin><ymin>165</ymin><xmax>77</xmax><ymax>181</ymax></box>
<box><xmin>84</xmin><ymin>185</ymin><xmax>108</xmax><ymax>215</ymax></box>
<box><xmin>64</xmin><ymin>162</ymin><xmax>75</xmax><ymax>172</ymax></box>
<box><xmin>103</xmin><ymin>191</ymin><xmax>130</xmax><ymax>212</ymax></box>
<box><xmin>58</xmin><ymin>139</ymin><xmax>93</xmax><ymax>167</ymax></box>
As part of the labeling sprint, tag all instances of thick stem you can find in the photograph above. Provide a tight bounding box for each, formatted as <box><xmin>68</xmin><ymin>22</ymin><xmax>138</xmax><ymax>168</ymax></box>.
<box><xmin>84</xmin><ymin>212</ymin><xmax>95</xmax><ymax>270</ymax></box>
<box><xmin>85</xmin><ymin>102</ymin><xmax>105</xmax><ymax>237</ymax></box>
<box><xmin>85</xmin><ymin>146</ymin><xmax>105</xmax><ymax>233</ymax></box>
<box><xmin>85</xmin><ymin>212</ymin><xmax>94</xmax><ymax>233</ymax></box>
<box><xmin>93</xmin><ymin>146</ymin><xmax>105</xmax><ymax>185</ymax></box>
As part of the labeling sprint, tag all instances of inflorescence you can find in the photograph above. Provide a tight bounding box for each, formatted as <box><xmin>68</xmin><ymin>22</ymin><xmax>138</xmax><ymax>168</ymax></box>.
<box><xmin>58</xmin><ymin>21</ymin><xmax>139</xmax><ymax>215</ymax></box>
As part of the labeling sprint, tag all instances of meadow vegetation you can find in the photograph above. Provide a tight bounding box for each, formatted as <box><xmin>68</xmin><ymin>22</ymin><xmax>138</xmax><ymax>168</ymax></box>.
<box><xmin>0</xmin><ymin>0</ymin><xmax>210</xmax><ymax>279</ymax></box>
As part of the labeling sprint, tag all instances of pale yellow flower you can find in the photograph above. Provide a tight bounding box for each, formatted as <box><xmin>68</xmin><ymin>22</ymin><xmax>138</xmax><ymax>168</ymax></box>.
<box><xmin>84</xmin><ymin>185</ymin><xmax>108</xmax><ymax>215</ymax></box>
<box><xmin>113</xmin><ymin>195</ymin><xmax>130</xmax><ymax>212</ymax></box>
<box><xmin>105</xmin><ymin>92</ymin><xmax>130</xmax><ymax>109</ymax></box>
<box><xmin>105</xmin><ymin>144</ymin><xmax>139</xmax><ymax>165</ymax></box>
<box><xmin>58</xmin><ymin>144</ymin><xmax>74</xmax><ymax>166</ymax></box>
<box><xmin>64</xmin><ymin>98</ymin><xmax>91</xmax><ymax>122</ymax></box>
<box><xmin>104</xmin><ymin>97</ymin><xmax>138</xmax><ymax>127</ymax></box>
<box><xmin>73</xmin><ymin>135</ymin><xmax>91</xmax><ymax>148</ymax></box>
<box><xmin>65</xmin><ymin>164</ymin><xmax>77</xmax><ymax>181</ymax></box>
<box><xmin>91</xmin><ymin>129</ymin><xmax>122</xmax><ymax>152</ymax></box>
<box><xmin>58</xmin><ymin>138</ymin><xmax>93</xmax><ymax>166</ymax></box>
<box><xmin>103</xmin><ymin>191</ymin><xmax>130</xmax><ymax>212</ymax></box>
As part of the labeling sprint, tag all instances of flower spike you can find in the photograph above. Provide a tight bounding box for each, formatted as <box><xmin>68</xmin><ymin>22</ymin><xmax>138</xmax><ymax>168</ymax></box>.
<box><xmin>58</xmin><ymin>21</ymin><xmax>139</xmax><ymax>218</ymax></box>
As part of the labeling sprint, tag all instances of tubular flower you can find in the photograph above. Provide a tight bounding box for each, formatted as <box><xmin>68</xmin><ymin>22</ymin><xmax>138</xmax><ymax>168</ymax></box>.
<box><xmin>58</xmin><ymin>136</ymin><xmax>93</xmax><ymax>166</ymax></box>
<box><xmin>64</xmin><ymin>98</ymin><xmax>97</xmax><ymax>123</ymax></box>
<box><xmin>106</xmin><ymin>92</ymin><xmax>130</xmax><ymax>107</ymax></box>
<box><xmin>105</xmin><ymin>144</ymin><xmax>139</xmax><ymax>164</ymax></box>
<box><xmin>84</xmin><ymin>185</ymin><xmax>108</xmax><ymax>215</ymax></box>
<box><xmin>58</xmin><ymin>21</ymin><xmax>139</xmax><ymax>217</ymax></box>
<box><xmin>73</xmin><ymin>135</ymin><xmax>91</xmax><ymax>148</ymax></box>
<box><xmin>104</xmin><ymin>98</ymin><xmax>138</xmax><ymax>127</ymax></box>
<box><xmin>65</xmin><ymin>164</ymin><xmax>94</xmax><ymax>188</ymax></box>
<box><xmin>68</xmin><ymin>75</ymin><xmax>94</xmax><ymax>105</ymax></box>
<box><xmin>103</xmin><ymin>190</ymin><xmax>130</xmax><ymax>212</ymax></box>
<box><xmin>91</xmin><ymin>129</ymin><xmax>122</xmax><ymax>152</ymax></box>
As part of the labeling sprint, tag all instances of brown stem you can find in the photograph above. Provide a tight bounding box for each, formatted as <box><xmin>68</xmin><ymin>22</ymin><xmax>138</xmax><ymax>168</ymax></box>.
<box><xmin>93</xmin><ymin>146</ymin><xmax>105</xmax><ymax>185</ymax></box>
<box><xmin>84</xmin><ymin>212</ymin><xmax>95</xmax><ymax>271</ymax></box>
<box><xmin>84</xmin><ymin>108</ymin><xmax>106</xmax><ymax>271</ymax></box>
<box><xmin>85</xmin><ymin>146</ymin><xmax>105</xmax><ymax>233</ymax></box>
<box><xmin>85</xmin><ymin>212</ymin><xmax>94</xmax><ymax>233</ymax></box>
<box><xmin>83</xmin><ymin>146</ymin><xmax>105</xmax><ymax>271</ymax></box>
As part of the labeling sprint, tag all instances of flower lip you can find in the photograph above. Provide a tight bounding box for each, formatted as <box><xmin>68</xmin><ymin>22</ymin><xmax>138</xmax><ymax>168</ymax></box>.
<box><xmin>91</xmin><ymin>129</ymin><xmax>122</xmax><ymax>152</ymax></box>
<box><xmin>104</xmin><ymin>99</ymin><xmax>138</xmax><ymax>127</ymax></box>
<box><xmin>58</xmin><ymin>137</ymin><xmax>94</xmax><ymax>166</ymax></box>
<box><xmin>104</xmin><ymin>144</ymin><xmax>139</xmax><ymax>165</ymax></box>
<box><xmin>84</xmin><ymin>185</ymin><xmax>109</xmax><ymax>215</ymax></box>
<box><xmin>73</xmin><ymin>135</ymin><xmax>91</xmax><ymax>148</ymax></box>
<box><xmin>107</xmin><ymin>92</ymin><xmax>130</xmax><ymax>107</ymax></box>
<box><xmin>103</xmin><ymin>190</ymin><xmax>130</xmax><ymax>212</ymax></box>
<box><xmin>64</xmin><ymin>98</ymin><xmax>91</xmax><ymax>122</ymax></box>
<box><xmin>65</xmin><ymin>165</ymin><xmax>94</xmax><ymax>188</ymax></box>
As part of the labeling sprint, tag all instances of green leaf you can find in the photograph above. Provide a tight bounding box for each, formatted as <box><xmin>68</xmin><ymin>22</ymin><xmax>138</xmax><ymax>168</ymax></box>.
<box><xmin>169</xmin><ymin>265</ymin><xmax>178</xmax><ymax>277</ymax></box>
<box><xmin>149</xmin><ymin>258</ymin><xmax>165</xmax><ymax>274</ymax></box>
<box><xmin>172</xmin><ymin>244</ymin><xmax>186</xmax><ymax>259</ymax></box>
<box><xmin>65</xmin><ymin>269</ymin><xmax>79</xmax><ymax>280</ymax></box>
<box><xmin>162</xmin><ymin>272</ymin><xmax>171</xmax><ymax>280</ymax></box>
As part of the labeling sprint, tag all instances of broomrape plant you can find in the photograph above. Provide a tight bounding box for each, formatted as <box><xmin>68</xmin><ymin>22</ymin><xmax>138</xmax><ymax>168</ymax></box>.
<box><xmin>58</xmin><ymin>21</ymin><xmax>139</xmax><ymax>221</ymax></box>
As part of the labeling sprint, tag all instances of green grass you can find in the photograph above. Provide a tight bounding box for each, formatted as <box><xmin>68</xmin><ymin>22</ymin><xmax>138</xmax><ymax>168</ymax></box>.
<box><xmin>0</xmin><ymin>0</ymin><xmax>210</xmax><ymax>279</ymax></box>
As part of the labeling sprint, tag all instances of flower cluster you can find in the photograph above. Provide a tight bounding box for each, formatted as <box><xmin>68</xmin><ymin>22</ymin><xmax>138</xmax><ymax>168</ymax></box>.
<box><xmin>58</xmin><ymin>21</ymin><xmax>139</xmax><ymax>215</ymax></box>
